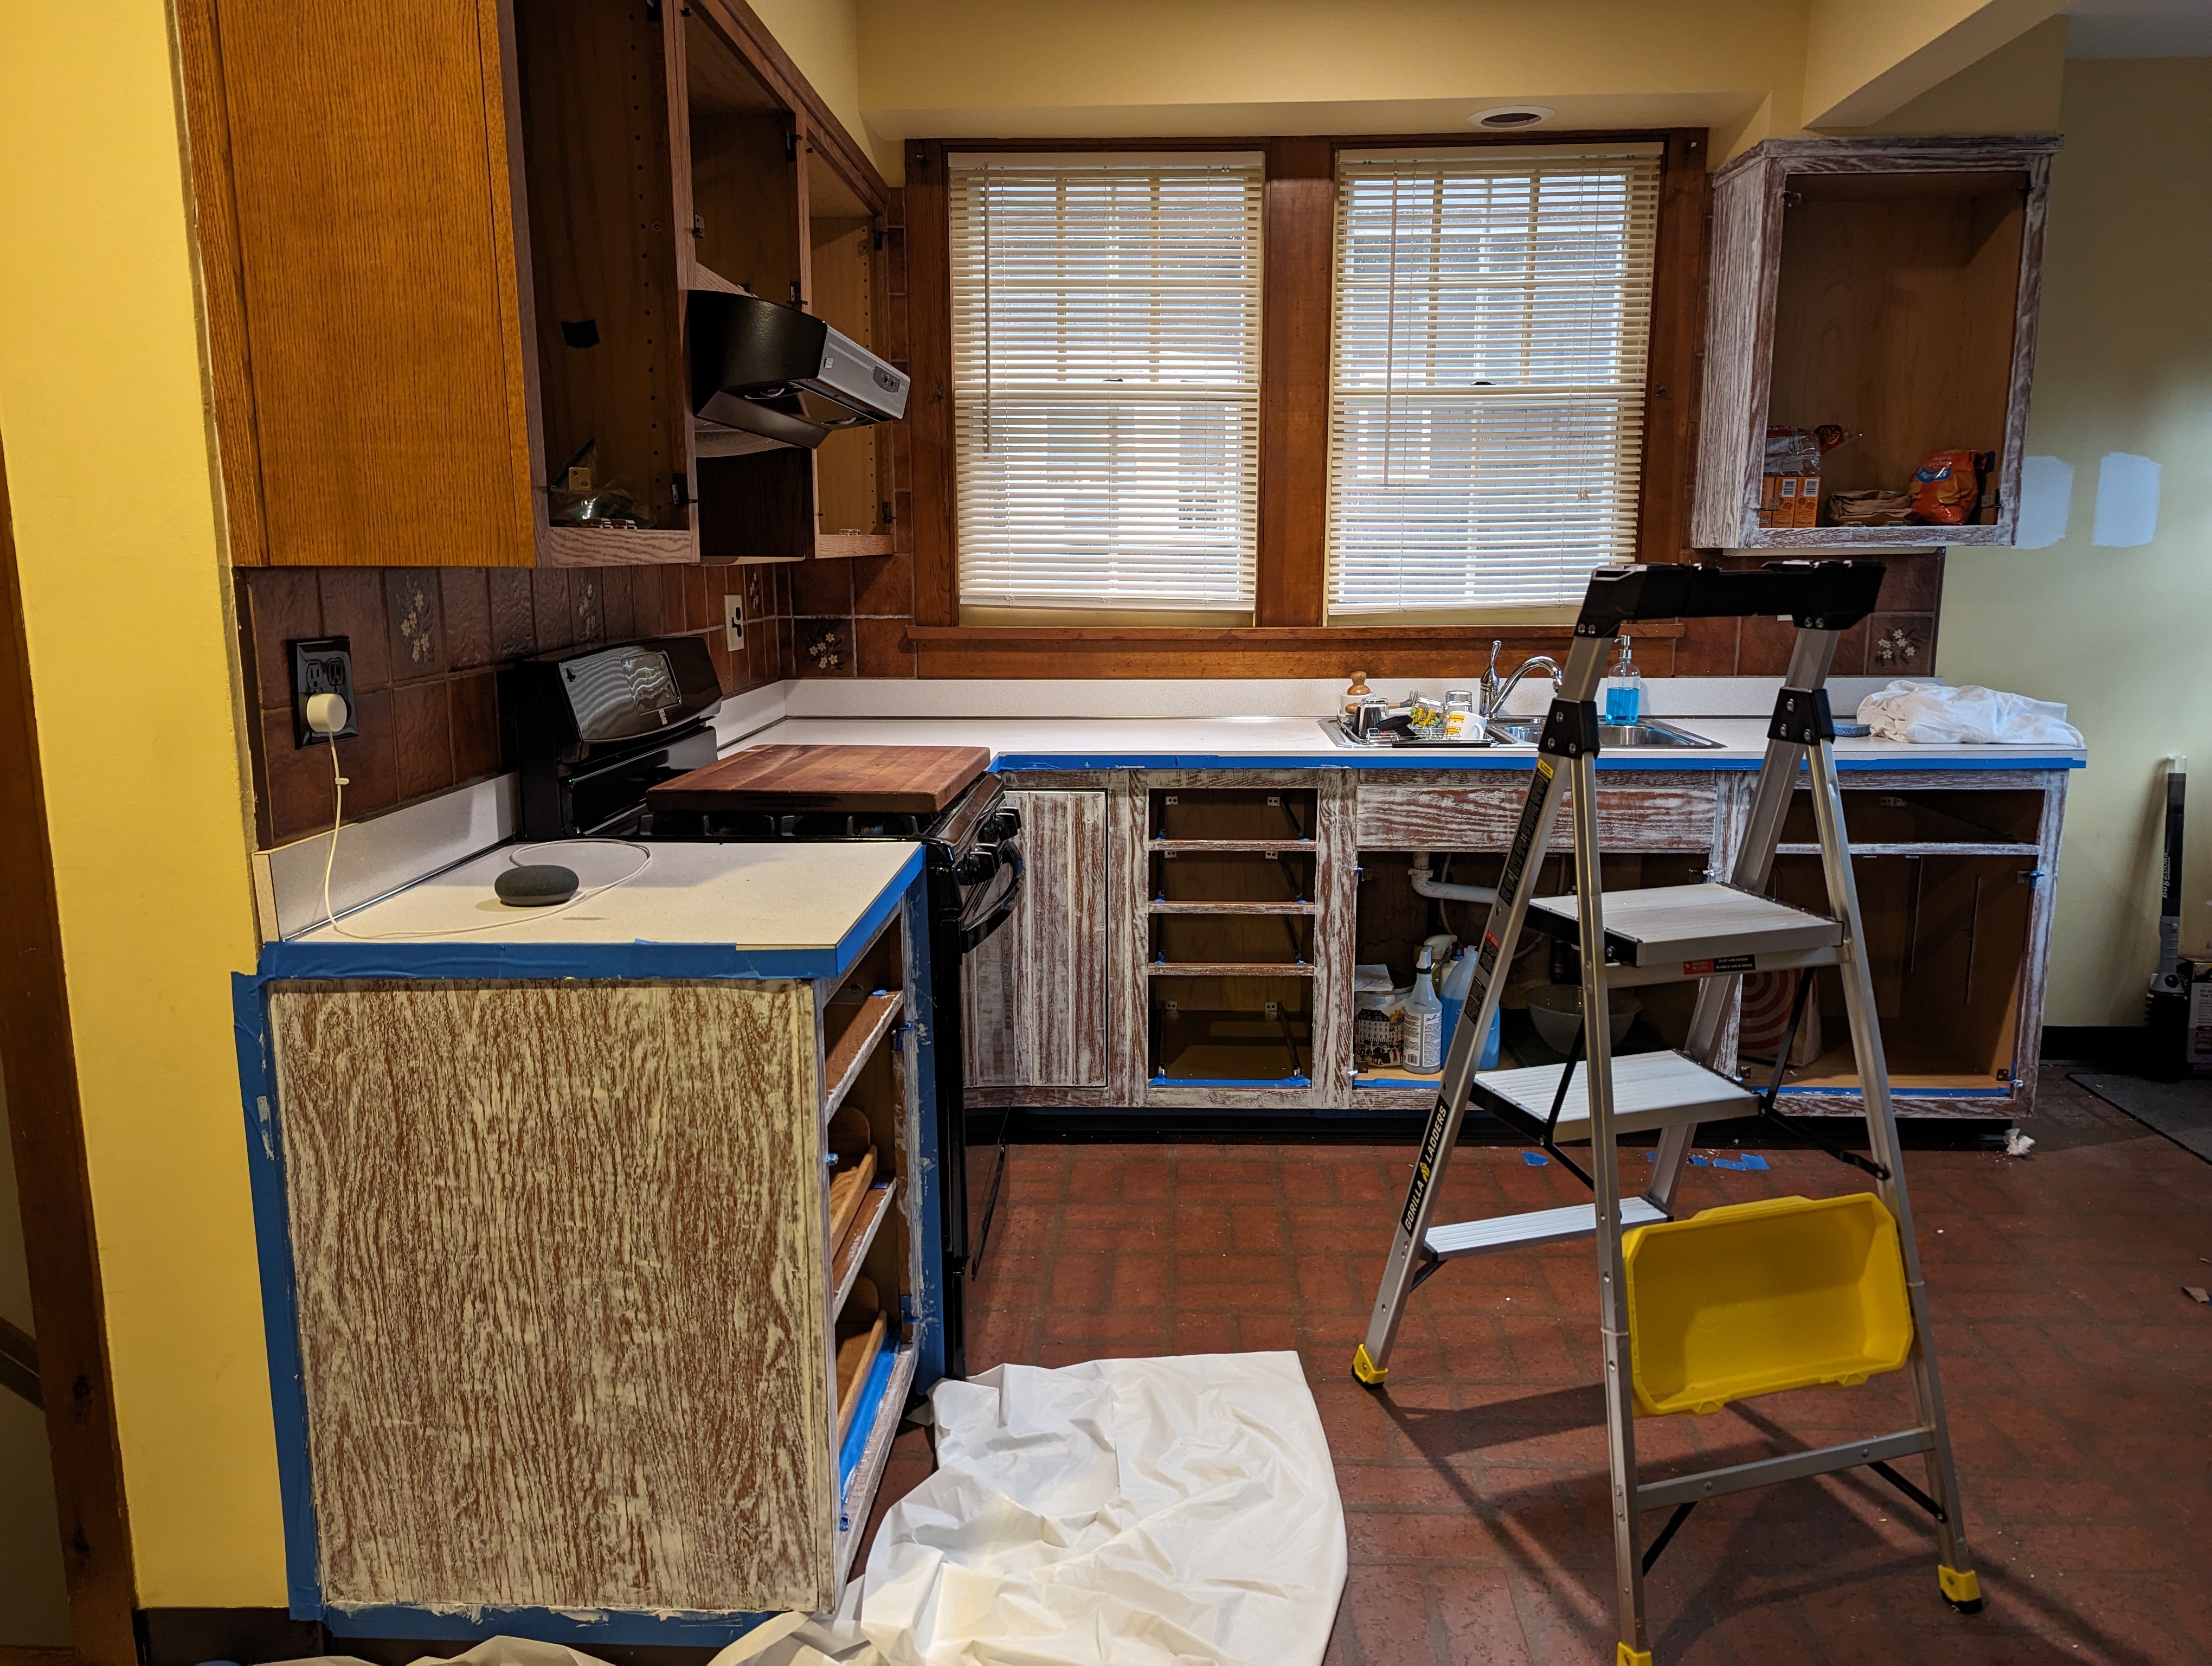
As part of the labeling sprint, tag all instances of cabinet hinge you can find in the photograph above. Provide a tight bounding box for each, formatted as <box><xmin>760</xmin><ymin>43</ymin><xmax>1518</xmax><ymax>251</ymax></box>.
<box><xmin>880</xmin><ymin>499</ymin><xmax>895</xmax><ymax>526</ymax></box>
<box><xmin>671</xmin><ymin>475</ymin><xmax>691</xmax><ymax>507</ymax></box>
<box><xmin>873</xmin><ymin>229</ymin><xmax>886</xmax><ymax>251</ymax></box>
<box><xmin>643</xmin><ymin>0</ymin><xmax>662</xmax><ymax>20</ymax></box>
<box><xmin>789</xmin><ymin>280</ymin><xmax>804</xmax><ymax>307</ymax></box>
<box><xmin>783</xmin><ymin>130</ymin><xmax>798</xmax><ymax>162</ymax></box>
<box><xmin>692</xmin><ymin>213</ymin><xmax>705</xmax><ymax>239</ymax></box>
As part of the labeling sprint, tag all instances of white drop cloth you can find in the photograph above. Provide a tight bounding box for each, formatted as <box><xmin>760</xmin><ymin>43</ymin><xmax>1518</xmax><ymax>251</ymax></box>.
<box><xmin>1856</xmin><ymin>679</ymin><xmax>2085</xmax><ymax>747</ymax></box>
<box><xmin>726</xmin><ymin>1350</ymin><xmax>1347</xmax><ymax>1666</ymax></box>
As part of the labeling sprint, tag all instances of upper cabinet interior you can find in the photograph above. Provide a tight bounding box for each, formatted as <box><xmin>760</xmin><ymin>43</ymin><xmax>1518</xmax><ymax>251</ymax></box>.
<box><xmin>686</xmin><ymin>10</ymin><xmax>892</xmax><ymax>564</ymax></box>
<box><xmin>512</xmin><ymin>0</ymin><xmax>696</xmax><ymax>567</ymax></box>
<box><xmin>1690</xmin><ymin>136</ymin><xmax>2059</xmax><ymax>551</ymax></box>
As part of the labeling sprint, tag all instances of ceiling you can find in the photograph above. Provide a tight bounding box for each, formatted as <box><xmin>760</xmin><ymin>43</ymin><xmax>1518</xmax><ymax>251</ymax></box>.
<box><xmin>2063</xmin><ymin>0</ymin><xmax>2212</xmax><ymax>58</ymax></box>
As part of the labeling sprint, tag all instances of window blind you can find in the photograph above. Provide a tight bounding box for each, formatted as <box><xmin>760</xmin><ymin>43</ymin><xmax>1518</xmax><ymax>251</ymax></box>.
<box><xmin>1325</xmin><ymin>145</ymin><xmax>1663</xmax><ymax>616</ymax></box>
<box><xmin>949</xmin><ymin>153</ymin><xmax>1264</xmax><ymax>611</ymax></box>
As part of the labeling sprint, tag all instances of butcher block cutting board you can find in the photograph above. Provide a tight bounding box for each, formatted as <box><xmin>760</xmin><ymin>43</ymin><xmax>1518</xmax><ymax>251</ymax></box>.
<box><xmin>647</xmin><ymin>744</ymin><xmax>991</xmax><ymax>815</ymax></box>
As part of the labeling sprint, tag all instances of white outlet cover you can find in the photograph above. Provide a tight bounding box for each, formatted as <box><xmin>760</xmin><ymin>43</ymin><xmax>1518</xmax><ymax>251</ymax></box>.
<box><xmin>724</xmin><ymin>592</ymin><xmax>744</xmax><ymax>650</ymax></box>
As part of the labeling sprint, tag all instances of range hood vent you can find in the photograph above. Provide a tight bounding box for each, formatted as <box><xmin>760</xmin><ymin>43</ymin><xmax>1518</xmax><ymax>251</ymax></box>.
<box><xmin>687</xmin><ymin>290</ymin><xmax>910</xmax><ymax>457</ymax></box>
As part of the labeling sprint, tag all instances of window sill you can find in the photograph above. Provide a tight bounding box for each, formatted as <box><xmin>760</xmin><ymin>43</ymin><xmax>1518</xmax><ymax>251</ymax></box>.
<box><xmin>904</xmin><ymin>621</ymin><xmax>1682</xmax><ymax>678</ymax></box>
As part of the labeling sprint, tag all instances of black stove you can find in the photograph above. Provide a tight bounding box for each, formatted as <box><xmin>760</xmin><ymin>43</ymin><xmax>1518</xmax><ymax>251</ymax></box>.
<box><xmin>510</xmin><ymin>636</ymin><xmax>1021</xmax><ymax>1378</ymax></box>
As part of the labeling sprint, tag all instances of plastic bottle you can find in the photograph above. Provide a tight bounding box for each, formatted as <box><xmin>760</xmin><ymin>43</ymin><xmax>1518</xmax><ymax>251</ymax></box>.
<box><xmin>1403</xmin><ymin>946</ymin><xmax>1444</xmax><ymax>1072</ymax></box>
<box><xmin>1603</xmin><ymin>634</ymin><xmax>1643</xmax><ymax>726</ymax></box>
<box><xmin>1437</xmin><ymin>948</ymin><xmax>1501</xmax><ymax>1072</ymax></box>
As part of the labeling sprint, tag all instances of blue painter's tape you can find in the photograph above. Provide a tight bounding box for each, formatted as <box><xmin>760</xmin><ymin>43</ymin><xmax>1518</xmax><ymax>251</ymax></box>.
<box><xmin>1523</xmin><ymin>1151</ymin><xmax>1549</xmax><ymax>1166</ymax></box>
<box><xmin>322</xmin><ymin>1604</ymin><xmax>775</xmax><ymax>1648</ymax></box>
<box><xmin>1148</xmin><ymin>1074</ymin><xmax>1314</xmax><ymax>1088</ymax></box>
<box><xmin>897</xmin><ymin>882</ymin><xmax>946</xmax><ymax>1391</ymax></box>
<box><xmin>232</xmin><ymin>973</ymin><xmax>325</xmax><ymax>1619</ymax></box>
<box><xmin>838</xmin><ymin>1340</ymin><xmax>901</xmax><ymax>1495</ymax></box>
<box><xmin>994</xmin><ymin>749</ymin><xmax>2081</xmax><ymax>776</ymax></box>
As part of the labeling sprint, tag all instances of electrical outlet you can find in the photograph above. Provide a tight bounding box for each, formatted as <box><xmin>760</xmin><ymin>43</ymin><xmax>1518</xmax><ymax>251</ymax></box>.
<box><xmin>724</xmin><ymin>592</ymin><xmax>745</xmax><ymax>650</ymax></box>
<box><xmin>290</xmin><ymin>637</ymin><xmax>358</xmax><ymax>747</ymax></box>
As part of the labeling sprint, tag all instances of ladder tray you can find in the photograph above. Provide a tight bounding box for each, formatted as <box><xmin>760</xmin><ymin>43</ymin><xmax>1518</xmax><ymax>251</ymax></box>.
<box><xmin>1623</xmin><ymin>1191</ymin><xmax>1914</xmax><ymax>1417</ymax></box>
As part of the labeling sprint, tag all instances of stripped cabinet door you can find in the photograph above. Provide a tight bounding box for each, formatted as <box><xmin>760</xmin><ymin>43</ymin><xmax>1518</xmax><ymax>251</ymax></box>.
<box><xmin>963</xmin><ymin>790</ymin><xmax>1110</xmax><ymax>1087</ymax></box>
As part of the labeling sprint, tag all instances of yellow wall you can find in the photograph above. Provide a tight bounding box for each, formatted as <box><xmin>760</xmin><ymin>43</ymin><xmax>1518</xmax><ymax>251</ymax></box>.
<box><xmin>1941</xmin><ymin>57</ymin><xmax>2212</xmax><ymax>1027</ymax></box>
<box><xmin>856</xmin><ymin>0</ymin><xmax>1813</xmax><ymax>170</ymax></box>
<box><xmin>749</xmin><ymin>0</ymin><xmax>884</xmax><ymax>175</ymax></box>
<box><xmin>0</xmin><ymin>0</ymin><xmax>284</xmax><ymax>1610</ymax></box>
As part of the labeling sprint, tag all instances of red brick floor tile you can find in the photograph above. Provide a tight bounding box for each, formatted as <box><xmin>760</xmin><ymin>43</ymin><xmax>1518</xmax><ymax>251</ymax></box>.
<box><xmin>907</xmin><ymin>1074</ymin><xmax>2212</xmax><ymax>1664</ymax></box>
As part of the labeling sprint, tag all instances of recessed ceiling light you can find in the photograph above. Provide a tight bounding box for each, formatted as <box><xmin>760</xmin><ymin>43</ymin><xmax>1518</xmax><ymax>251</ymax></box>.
<box><xmin>1471</xmin><ymin>105</ymin><xmax>1555</xmax><ymax>130</ymax></box>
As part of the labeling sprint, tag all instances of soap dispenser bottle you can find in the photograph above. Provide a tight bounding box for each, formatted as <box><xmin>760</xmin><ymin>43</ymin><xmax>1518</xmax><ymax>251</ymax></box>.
<box><xmin>1603</xmin><ymin>634</ymin><xmax>1642</xmax><ymax>726</ymax></box>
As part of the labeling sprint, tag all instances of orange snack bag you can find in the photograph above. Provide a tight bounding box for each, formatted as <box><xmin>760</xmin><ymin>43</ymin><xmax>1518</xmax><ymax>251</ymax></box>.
<box><xmin>1909</xmin><ymin>450</ymin><xmax>1991</xmax><ymax>525</ymax></box>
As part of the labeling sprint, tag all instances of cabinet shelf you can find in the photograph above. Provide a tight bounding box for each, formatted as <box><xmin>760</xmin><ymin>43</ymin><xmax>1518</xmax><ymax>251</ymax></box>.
<box><xmin>823</xmin><ymin>990</ymin><xmax>903</xmax><ymax>1119</ymax></box>
<box><xmin>1148</xmin><ymin>900</ymin><xmax>1315</xmax><ymax>915</ymax></box>
<box><xmin>1146</xmin><ymin>838</ymin><xmax>1314</xmax><ymax>853</ymax></box>
<box><xmin>1146</xmin><ymin>960</ymin><xmax>1314</xmax><ymax>977</ymax></box>
<box><xmin>831</xmin><ymin>1181</ymin><xmax>897</xmax><ymax>1321</ymax></box>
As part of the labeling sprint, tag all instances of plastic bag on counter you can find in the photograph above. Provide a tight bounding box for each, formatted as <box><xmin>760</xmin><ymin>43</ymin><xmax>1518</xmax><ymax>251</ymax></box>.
<box><xmin>1856</xmin><ymin>680</ymin><xmax>2084</xmax><ymax>747</ymax></box>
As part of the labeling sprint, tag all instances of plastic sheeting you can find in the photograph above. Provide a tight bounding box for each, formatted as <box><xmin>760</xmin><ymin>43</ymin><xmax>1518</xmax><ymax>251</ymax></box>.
<box><xmin>1856</xmin><ymin>679</ymin><xmax>2086</xmax><ymax>747</ymax></box>
<box><xmin>262</xmin><ymin>1353</ymin><xmax>1345</xmax><ymax>1666</ymax></box>
<box><xmin>727</xmin><ymin>1351</ymin><xmax>1346</xmax><ymax>1666</ymax></box>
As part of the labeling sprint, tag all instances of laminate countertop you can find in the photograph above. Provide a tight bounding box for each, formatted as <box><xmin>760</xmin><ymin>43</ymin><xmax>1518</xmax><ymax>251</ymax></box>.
<box><xmin>262</xmin><ymin>840</ymin><xmax>924</xmax><ymax>981</ymax></box>
<box><xmin>729</xmin><ymin>715</ymin><xmax>2087</xmax><ymax>773</ymax></box>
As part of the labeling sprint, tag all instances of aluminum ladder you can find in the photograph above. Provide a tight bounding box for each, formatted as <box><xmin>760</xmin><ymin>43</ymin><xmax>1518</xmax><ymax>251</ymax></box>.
<box><xmin>1352</xmin><ymin>561</ymin><xmax>1981</xmax><ymax>1666</ymax></box>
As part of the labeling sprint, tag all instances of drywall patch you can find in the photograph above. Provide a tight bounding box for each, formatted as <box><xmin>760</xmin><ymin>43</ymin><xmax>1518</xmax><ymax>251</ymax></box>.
<box><xmin>2012</xmin><ymin>455</ymin><xmax>2073</xmax><ymax>549</ymax></box>
<box><xmin>2092</xmin><ymin>452</ymin><xmax>2161</xmax><ymax>548</ymax></box>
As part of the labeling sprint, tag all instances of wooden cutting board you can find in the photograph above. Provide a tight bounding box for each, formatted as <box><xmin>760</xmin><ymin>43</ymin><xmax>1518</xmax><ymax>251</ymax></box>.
<box><xmin>647</xmin><ymin>744</ymin><xmax>991</xmax><ymax>815</ymax></box>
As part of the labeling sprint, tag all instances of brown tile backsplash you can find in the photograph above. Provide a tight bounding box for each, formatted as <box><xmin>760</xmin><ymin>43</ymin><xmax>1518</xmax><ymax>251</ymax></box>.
<box><xmin>236</xmin><ymin>548</ymin><xmax>1933</xmax><ymax>850</ymax></box>
<box><xmin>237</xmin><ymin>561</ymin><xmax>802</xmax><ymax>850</ymax></box>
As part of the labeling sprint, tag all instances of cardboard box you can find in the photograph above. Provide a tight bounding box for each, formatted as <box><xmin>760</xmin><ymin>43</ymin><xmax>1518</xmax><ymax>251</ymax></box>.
<box><xmin>1795</xmin><ymin>473</ymin><xmax>1822</xmax><ymax>526</ymax></box>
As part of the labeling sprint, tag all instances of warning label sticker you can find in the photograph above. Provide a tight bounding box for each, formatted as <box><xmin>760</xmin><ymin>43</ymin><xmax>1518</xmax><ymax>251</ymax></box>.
<box><xmin>1681</xmin><ymin>954</ymin><xmax>1757</xmax><ymax>976</ymax></box>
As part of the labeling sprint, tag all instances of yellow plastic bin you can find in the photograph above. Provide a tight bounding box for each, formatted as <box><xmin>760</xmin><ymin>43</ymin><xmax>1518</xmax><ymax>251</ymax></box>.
<box><xmin>1622</xmin><ymin>1192</ymin><xmax>1914</xmax><ymax>1417</ymax></box>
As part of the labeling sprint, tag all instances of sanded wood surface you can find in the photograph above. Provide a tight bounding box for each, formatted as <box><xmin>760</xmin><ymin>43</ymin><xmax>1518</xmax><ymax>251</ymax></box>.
<box><xmin>831</xmin><ymin>1182</ymin><xmax>896</xmax><ymax>1316</ymax></box>
<box><xmin>268</xmin><ymin>978</ymin><xmax>834</xmax><ymax>1614</ymax></box>
<box><xmin>212</xmin><ymin>0</ymin><xmax>535</xmax><ymax>566</ymax></box>
<box><xmin>833</xmin><ymin>1315</ymin><xmax>885</xmax><ymax>1445</ymax></box>
<box><xmin>963</xmin><ymin>790</ymin><xmax>1111</xmax><ymax>1089</ymax></box>
<box><xmin>1355</xmin><ymin>781</ymin><xmax>1718</xmax><ymax>851</ymax></box>
<box><xmin>823</xmin><ymin>991</ymin><xmax>903</xmax><ymax>1116</ymax></box>
<box><xmin>650</xmin><ymin>744</ymin><xmax>989</xmax><ymax>813</ymax></box>
<box><xmin>826</xmin><ymin>1145</ymin><xmax>877</xmax><ymax>1249</ymax></box>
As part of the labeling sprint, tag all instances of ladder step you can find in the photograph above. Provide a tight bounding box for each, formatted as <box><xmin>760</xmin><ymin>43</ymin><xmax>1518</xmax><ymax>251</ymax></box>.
<box><xmin>1472</xmin><ymin>1049</ymin><xmax>1757</xmax><ymax>1142</ymax></box>
<box><xmin>1526</xmin><ymin>882</ymin><xmax>1840</xmax><ymax>975</ymax></box>
<box><xmin>1636</xmin><ymin>1428</ymin><xmax>1936</xmax><ymax>1511</ymax></box>
<box><xmin>1427</xmin><ymin>1196</ymin><xmax>1669</xmax><ymax>1259</ymax></box>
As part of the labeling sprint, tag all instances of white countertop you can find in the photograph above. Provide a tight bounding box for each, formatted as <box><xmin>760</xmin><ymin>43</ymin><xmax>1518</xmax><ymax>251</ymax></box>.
<box><xmin>728</xmin><ymin>714</ymin><xmax>2087</xmax><ymax>772</ymax></box>
<box><xmin>268</xmin><ymin>840</ymin><xmax>922</xmax><ymax>979</ymax></box>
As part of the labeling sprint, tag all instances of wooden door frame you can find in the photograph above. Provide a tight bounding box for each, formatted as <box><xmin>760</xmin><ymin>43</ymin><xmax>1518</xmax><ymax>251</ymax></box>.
<box><xmin>0</xmin><ymin>440</ymin><xmax>138</xmax><ymax>1662</ymax></box>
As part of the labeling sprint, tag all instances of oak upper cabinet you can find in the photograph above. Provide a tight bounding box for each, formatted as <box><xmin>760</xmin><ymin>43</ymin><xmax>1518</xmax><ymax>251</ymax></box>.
<box><xmin>1690</xmin><ymin>136</ymin><xmax>2059</xmax><ymax>551</ymax></box>
<box><xmin>184</xmin><ymin>0</ymin><xmax>886</xmax><ymax>570</ymax></box>
<box><xmin>964</xmin><ymin>791</ymin><xmax>1113</xmax><ymax>1090</ymax></box>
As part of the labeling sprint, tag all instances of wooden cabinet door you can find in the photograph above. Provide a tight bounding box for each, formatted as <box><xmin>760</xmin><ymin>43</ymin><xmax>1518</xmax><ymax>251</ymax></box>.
<box><xmin>963</xmin><ymin>789</ymin><xmax>1110</xmax><ymax>1088</ymax></box>
<box><xmin>206</xmin><ymin>1</ymin><xmax>537</xmax><ymax>566</ymax></box>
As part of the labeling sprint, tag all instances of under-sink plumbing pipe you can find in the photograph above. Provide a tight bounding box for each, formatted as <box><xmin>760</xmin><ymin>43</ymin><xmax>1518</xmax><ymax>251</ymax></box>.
<box><xmin>1410</xmin><ymin>851</ymin><xmax>1497</xmax><ymax>907</ymax></box>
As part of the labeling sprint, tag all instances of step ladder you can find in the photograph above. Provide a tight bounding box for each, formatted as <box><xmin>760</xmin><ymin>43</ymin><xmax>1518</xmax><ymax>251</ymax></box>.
<box><xmin>1352</xmin><ymin>561</ymin><xmax>1980</xmax><ymax>1665</ymax></box>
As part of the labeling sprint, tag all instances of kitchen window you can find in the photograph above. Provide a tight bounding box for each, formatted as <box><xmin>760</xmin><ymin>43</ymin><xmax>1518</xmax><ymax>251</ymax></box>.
<box><xmin>1325</xmin><ymin>145</ymin><xmax>1663</xmax><ymax>618</ymax></box>
<box><xmin>948</xmin><ymin>152</ymin><xmax>1265</xmax><ymax>614</ymax></box>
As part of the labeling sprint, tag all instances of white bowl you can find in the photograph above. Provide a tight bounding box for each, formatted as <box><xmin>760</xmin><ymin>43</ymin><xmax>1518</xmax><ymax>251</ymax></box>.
<box><xmin>1523</xmin><ymin>984</ymin><xmax>1639</xmax><ymax>1052</ymax></box>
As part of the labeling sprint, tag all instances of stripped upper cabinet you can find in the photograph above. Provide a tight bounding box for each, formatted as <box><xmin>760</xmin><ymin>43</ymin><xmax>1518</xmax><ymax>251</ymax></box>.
<box><xmin>1689</xmin><ymin>136</ymin><xmax>2057</xmax><ymax>550</ymax></box>
<box><xmin>964</xmin><ymin>790</ymin><xmax>1111</xmax><ymax>1089</ymax></box>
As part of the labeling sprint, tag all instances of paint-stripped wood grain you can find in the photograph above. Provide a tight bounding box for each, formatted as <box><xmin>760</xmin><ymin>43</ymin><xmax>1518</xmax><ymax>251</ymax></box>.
<box><xmin>963</xmin><ymin>791</ymin><xmax>1111</xmax><ymax>1087</ymax></box>
<box><xmin>268</xmin><ymin>977</ymin><xmax>833</xmax><ymax>1614</ymax></box>
<box><xmin>1354</xmin><ymin>780</ymin><xmax>1718</xmax><ymax>851</ymax></box>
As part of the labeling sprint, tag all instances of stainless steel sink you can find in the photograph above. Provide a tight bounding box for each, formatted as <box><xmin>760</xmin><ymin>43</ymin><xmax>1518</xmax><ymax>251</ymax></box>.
<box><xmin>1321</xmin><ymin>716</ymin><xmax>1719</xmax><ymax>751</ymax></box>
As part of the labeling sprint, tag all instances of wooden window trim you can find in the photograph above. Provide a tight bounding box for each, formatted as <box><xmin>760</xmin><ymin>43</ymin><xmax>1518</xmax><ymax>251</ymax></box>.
<box><xmin>906</xmin><ymin>129</ymin><xmax>1711</xmax><ymax>676</ymax></box>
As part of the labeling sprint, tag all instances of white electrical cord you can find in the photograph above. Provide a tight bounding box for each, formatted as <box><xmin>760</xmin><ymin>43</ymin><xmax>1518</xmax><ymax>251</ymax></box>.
<box><xmin>312</xmin><ymin>723</ymin><xmax>652</xmax><ymax>941</ymax></box>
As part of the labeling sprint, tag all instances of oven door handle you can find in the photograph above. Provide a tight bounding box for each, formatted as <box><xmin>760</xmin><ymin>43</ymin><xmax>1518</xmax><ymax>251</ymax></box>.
<box><xmin>957</xmin><ymin>839</ymin><xmax>1024</xmax><ymax>953</ymax></box>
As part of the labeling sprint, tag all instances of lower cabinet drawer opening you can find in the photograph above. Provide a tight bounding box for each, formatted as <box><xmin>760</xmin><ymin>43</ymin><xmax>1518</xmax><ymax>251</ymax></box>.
<box><xmin>1150</xmin><ymin>976</ymin><xmax>1314</xmax><ymax>1084</ymax></box>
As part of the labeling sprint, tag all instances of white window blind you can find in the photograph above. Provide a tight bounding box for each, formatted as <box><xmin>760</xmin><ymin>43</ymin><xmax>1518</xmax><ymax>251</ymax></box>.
<box><xmin>1326</xmin><ymin>145</ymin><xmax>1662</xmax><ymax>616</ymax></box>
<box><xmin>949</xmin><ymin>153</ymin><xmax>1264</xmax><ymax>611</ymax></box>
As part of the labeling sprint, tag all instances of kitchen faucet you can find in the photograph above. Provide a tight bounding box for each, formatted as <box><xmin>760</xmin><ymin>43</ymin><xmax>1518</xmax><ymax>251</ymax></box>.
<box><xmin>1480</xmin><ymin>639</ymin><xmax>1562</xmax><ymax>721</ymax></box>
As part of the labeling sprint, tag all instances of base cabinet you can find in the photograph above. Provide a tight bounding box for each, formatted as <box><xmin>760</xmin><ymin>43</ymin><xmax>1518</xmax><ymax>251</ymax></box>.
<box><xmin>985</xmin><ymin>764</ymin><xmax>2067</xmax><ymax>1126</ymax></box>
<box><xmin>964</xmin><ymin>789</ymin><xmax>1113</xmax><ymax>1090</ymax></box>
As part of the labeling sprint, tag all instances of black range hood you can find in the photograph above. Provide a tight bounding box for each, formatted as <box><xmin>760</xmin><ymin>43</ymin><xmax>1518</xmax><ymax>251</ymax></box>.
<box><xmin>687</xmin><ymin>290</ymin><xmax>910</xmax><ymax>456</ymax></box>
